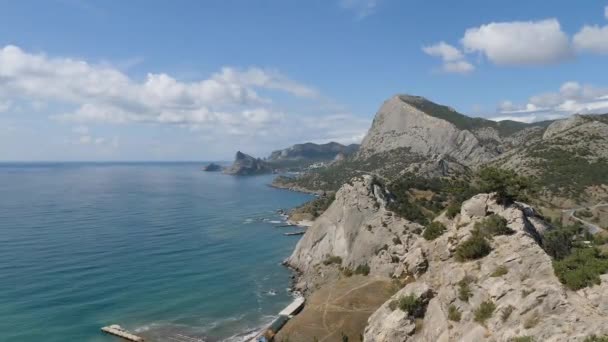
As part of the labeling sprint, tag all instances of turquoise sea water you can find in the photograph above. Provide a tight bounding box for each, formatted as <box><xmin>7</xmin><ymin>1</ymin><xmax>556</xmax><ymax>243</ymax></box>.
<box><xmin>0</xmin><ymin>163</ymin><xmax>312</xmax><ymax>342</ymax></box>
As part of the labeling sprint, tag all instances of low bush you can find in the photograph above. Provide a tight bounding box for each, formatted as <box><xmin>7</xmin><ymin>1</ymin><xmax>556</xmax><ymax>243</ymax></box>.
<box><xmin>423</xmin><ymin>221</ymin><xmax>447</xmax><ymax>241</ymax></box>
<box><xmin>448</xmin><ymin>304</ymin><xmax>461</xmax><ymax>322</ymax></box>
<box><xmin>354</xmin><ymin>264</ymin><xmax>370</xmax><ymax>276</ymax></box>
<box><xmin>490</xmin><ymin>265</ymin><xmax>509</xmax><ymax>277</ymax></box>
<box><xmin>474</xmin><ymin>300</ymin><xmax>496</xmax><ymax>324</ymax></box>
<box><xmin>323</xmin><ymin>255</ymin><xmax>343</xmax><ymax>266</ymax></box>
<box><xmin>475</xmin><ymin>214</ymin><xmax>513</xmax><ymax>237</ymax></box>
<box><xmin>396</xmin><ymin>294</ymin><xmax>426</xmax><ymax>318</ymax></box>
<box><xmin>553</xmin><ymin>248</ymin><xmax>608</xmax><ymax>290</ymax></box>
<box><xmin>455</xmin><ymin>234</ymin><xmax>492</xmax><ymax>261</ymax></box>
<box><xmin>446</xmin><ymin>202</ymin><xmax>461</xmax><ymax>219</ymax></box>
<box><xmin>457</xmin><ymin>276</ymin><xmax>474</xmax><ymax>301</ymax></box>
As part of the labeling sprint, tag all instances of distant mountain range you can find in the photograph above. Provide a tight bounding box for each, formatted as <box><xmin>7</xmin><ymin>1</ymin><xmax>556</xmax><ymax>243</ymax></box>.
<box><xmin>224</xmin><ymin>142</ymin><xmax>360</xmax><ymax>175</ymax></box>
<box><xmin>275</xmin><ymin>94</ymin><xmax>608</xmax><ymax>207</ymax></box>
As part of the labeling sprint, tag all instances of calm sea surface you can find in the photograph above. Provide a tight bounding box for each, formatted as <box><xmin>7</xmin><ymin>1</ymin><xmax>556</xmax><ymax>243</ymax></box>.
<box><xmin>0</xmin><ymin>163</ymin><xmax>311</xmax><ymax>341</ymax></box>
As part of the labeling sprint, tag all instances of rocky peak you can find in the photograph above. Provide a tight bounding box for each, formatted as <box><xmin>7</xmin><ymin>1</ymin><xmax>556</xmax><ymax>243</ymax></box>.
<box><xmin>357</xmin><ymin>95</ymin><xmax>497</xmax><ymax>166</ymax></box>
<box><xmin>223</xmin><ymin>151</ymin><xmax>272</xmax><ymax>175</ymax></box>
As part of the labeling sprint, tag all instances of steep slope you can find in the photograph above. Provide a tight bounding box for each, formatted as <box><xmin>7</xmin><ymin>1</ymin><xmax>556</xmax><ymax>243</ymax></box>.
<box><xmin>357</xmin><ymin>95</ymin><xmax>496</xmax><ymax>165</ymax></box>
<box><xmin>285</xmin><ymin>176</ymin><xmax>608</xmax><ymax>341</ymax></box>
<box><xmin>493</xmin><ymin>114</ymin><xmax>608</xmax><ymax>204</ymax></box>
<box><xmin>223</xmin><ymin>151</ymin><xmax>272</xmax><ymax>175</ymax></box>
<box><xmin>365</xmin><ymin>193</ymin><xmax>608</xmax><ymax>342</ymax></box>
<box><xmin>273</xmin><ymin>94</ymin><xmax>548</xmax><ymax>193</ymax></box>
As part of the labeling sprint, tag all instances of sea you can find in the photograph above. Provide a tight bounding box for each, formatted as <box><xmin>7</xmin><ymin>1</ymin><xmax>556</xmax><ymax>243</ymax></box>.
<box><xmin>0</xmin><ymin>162</ymin><xmax>312</xmax><ymax>342</ymax></box>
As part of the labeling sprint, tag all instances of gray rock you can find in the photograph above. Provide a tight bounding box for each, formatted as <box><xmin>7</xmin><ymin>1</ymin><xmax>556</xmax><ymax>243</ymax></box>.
<box><xmin>223</xmin><ymin>151</ymin><xmax>272</xmax><ymax>175</ymax></box>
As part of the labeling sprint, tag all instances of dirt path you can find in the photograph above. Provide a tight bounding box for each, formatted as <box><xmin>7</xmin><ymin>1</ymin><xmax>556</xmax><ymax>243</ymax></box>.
<box><xmin>274</xmin><ymin>276</ymin><xmax>395</xmax><ymax>342</ymax></box>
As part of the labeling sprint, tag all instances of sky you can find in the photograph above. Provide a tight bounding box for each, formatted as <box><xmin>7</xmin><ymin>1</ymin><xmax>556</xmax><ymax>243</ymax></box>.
<box><xmin>0</xmin><ymin>0</ymin><xmax>607</xmax><ymax>161</ymax></box>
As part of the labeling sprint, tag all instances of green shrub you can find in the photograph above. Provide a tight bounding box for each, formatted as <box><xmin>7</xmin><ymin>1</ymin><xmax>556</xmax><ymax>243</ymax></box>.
<box><xmin>342</xmin><ymin>268</ymin><xmax>353</xmax><ymax>277</ymax></box>
<box><xmin>423</xmin><ymin>221</ymin><xmax>447</xmax><ymax>241</ymax></box>
<box><xmin>474</xmin><ymin>300</ymin><xmax>496</xmax><ymax>324</ymax></box>
<box><xmin>392</xmin><ymin>236</ymin><xmax>402</xmax><ymax>245</ymax></box>
<box><xmin>553</xmin><ymin>248</ymin><xmax>608</xmax><ymax>290</ymax></box>
<box><xmin>397</xmin><ymin>294</ymin><xmax>426</xmax><ymax>318</ymax></box>
<box><xmin>354</xmin><ymin>264</ymin><xmax>370</xmax><ymax>276</ymax></box>
<box><xmin>490</xmin><ymin>265</ymin><xmax>509</xmax><ymax>277</ymax></box>
<box><xmin>475</xmin><ymin>215</ymin><xmax>513</xmax><ymax>237</ymax></box>
<box><xmin>448</xmin><ymin>304</ymin><xmax>461</xmax><ymax>321</ymax></box>
<box><xmin>446</xmin><ymin>202</ymin><xmax>461</xmax><ymax>219</ymax></box>
<box><xmin>457</xmin><ymin>276</ymin><xmax>474</xmax><ymax>301</ymax></box>
<box><xmin>323</xmin><ymin>255</ymin><xmax>343</xmax><ymax>266</ymax></box>
<box><xmin>543</xmin><ymin>228</ymin><xmax>575</xmax><ymax>260</ymax></box>
<box><xmin>478</xmin><ymin>167</ymin><xmax>533</xmax><ymax>204</ymax></box>
<box><xmin>455</xmin><ymin>234</ymin><xmax>492</xmax><ymax>261</ymax></box>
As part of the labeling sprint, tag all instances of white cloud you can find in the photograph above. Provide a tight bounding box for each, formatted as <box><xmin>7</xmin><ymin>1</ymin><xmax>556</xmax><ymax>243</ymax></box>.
<box><xmin>422</xmin><ymin>42</ymin><xmax>464</xmax><ymax>62</ymax></box>
<box><xmin>497</xmin><ymin>81</ymin><xmax>608</xmax><ymax>122</ymax></box>
<box><xmin>442</xmin><ymin>61</ymin><xmax>475</xmax><ymax>74</ymax></box>
<box><xmin>573</xmin><ymin>25</ymin><xmax>608</xmax><ymax>54</ymax></box>
<box><xmin>0</xmin><ymin>45</ymin><xmax>318</xmax><ymax>126</ymax></box>
<box><xmin>339</xmin><ymin>0</ymin><xmax>379</xmax><ymax>19</ymax></box>
<box><xmin>422</xmin><ymin>42</ymin><xmax>475</xmax><ymax>74</ymax></box>
<box><xmin>0</xmin><ymin>44</ymin><xmax>369</xmax><ymax>157</ymax></box>
<box><xmin>462</xmin><ymin>19</ymin><xmax>573</xmax><ymax>65</ymax></box>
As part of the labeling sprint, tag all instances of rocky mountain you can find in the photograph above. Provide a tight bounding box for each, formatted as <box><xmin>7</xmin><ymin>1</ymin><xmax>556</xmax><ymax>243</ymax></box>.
<box><xmin>356</xmin><ymin>95</ymin><xmax>549</xmax><ymax>165</ymax></box>
<box><xmin>492</xmin><ymin>114</ymin><xmax>608</xmax><ymax>205</ymax></box>
<box><xmin>202</xmin><ymin>163</ymin><xmax>223</xmax><ymax>172</ymax></box>
<box><xmin>223</xmin><ymin>151</ymin><xmax>273</xmax><ymax>176</ymax></box>
<box><xmin>269</xmin><ymin>142</ymin><xmax>359</xmax><ymax>162</ymax></box>
<box><xmin>273</xmin><ymin>94</ymin><xmax>608</xmax><ymax>206</ymax></box>
<box><xmin>282</xmin><ymin>175</ymin><xmax>608</xmax><ymax>341</ymax></box>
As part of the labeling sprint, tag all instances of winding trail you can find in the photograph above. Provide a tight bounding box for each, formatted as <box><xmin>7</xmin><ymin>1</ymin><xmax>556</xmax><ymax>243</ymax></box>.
<box><xmin>562</xmin><ymin>203</ymin><xmax>608</xmax><ymax>235</ymax></box>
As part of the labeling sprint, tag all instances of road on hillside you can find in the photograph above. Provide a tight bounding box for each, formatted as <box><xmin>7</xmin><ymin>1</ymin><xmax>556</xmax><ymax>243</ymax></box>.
<box><xmin>562</xmin><ymin>203</ymin><xmax>608</xmax><ymax>235</ymax></box>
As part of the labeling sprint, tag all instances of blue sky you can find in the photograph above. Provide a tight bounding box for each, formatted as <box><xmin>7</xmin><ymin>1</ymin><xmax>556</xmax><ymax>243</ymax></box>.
<box><xmin>1</xmin><ymin>0</ymin><xmax>607</xmax><ymax>161</ymax></box>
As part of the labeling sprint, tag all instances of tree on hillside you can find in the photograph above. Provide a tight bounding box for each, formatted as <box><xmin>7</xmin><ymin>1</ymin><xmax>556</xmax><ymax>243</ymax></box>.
<box><xmin>478</xmin><ymin>167</ymin><xmax>533</xmax><ymax>204</ymax></box>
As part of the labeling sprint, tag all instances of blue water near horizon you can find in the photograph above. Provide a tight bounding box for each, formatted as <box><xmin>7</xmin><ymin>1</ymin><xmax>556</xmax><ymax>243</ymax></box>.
<box><xmin>0</xmin><ymin>163</ymin><xmax>312</xmax><ymax>341</ymax></box>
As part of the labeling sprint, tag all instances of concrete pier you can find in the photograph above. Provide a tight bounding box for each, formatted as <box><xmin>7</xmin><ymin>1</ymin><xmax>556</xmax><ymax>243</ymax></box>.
<box><xmin>101</xmin><ymin>325</ymin><xmax>144</xmax><ymax>342</ymax></box>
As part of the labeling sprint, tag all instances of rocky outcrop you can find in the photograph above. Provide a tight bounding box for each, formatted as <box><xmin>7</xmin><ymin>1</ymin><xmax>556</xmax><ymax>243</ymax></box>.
<box><xmin>202</xmin><ymin>163</ymin><xmax>222</xmax><ymax>172</ymax></box>
<box><xmin>364</xmin><ymin>194</ymin><xmax>608</xmax><ymax>342</ymax></box>
<box><xmin>287</xmin><ymin>175</ymin><xmax>424</xmax><ymax>291</ymax></box>
<box><xmin>223</xmin><ymin>151</ymin><xmax>272</xmax><ymax>175</ymax></box>
<box><xmin>269</xmin><ymin>142</ymin><xmax>359</xmax><ymax>162</ymax></box>
<box><xmin>357</xmin><ymin>95</ymin><xmax>497</xmax><ymax>166</ymax></box>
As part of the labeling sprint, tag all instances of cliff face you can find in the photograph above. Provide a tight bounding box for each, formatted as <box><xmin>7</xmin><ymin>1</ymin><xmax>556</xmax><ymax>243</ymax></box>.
<box><xmin>223</xmin><ymin>151</ymin><xmax>272</xmax><ymax>175</ymax></box>
<box><xmin>357</xmin><ymin>95</ymin><xmax>498</xmax><ymax>166</ymax></box>
<box><xmin>287</xmin><ymin>177</ymin><xmax>608</xmax><ymax>341</ymax></box>
<box><xmin>365</xmin><ymin>194</ymin><xmax>608</xmax><ymax>341</ymax></box>
<box><xmin>288</xmin><ymin>175</ymin><xmax>423</xmax><ymax>288</ymax></box>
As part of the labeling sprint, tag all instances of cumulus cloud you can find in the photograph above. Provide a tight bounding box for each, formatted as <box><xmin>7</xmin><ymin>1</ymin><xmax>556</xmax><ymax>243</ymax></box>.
<box><xmin>0</xmin><ymin>44</ymin><xmax>369</xmax><ymax>155</ymax></box>
<box><xmin>461</xmin><ymin>19</ymin><xmax>573</xmax><ymax>65</ymax></box>
<box><xmin>422</xmin><ymin>42</ymin><xmax>475</xmax><ymax>74</ymax></box>
<box><xmin>574</xmin><ymin>25</ymin><xmax>608</xmax><ymax>54</ymax></box>
<box><xmin>339</xmin><ymin>0</ymin><xmax>379</xmax><ymax>19</ymax></box>
<box><xmin>0</xmin><ymin>45</ymin><xmax>317</xmax><ymax>125</ymax></box>
<box><xmin>496</xmin><ymin>81</ymin><xmax>608</xmax><ymax>122</ymax></box>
